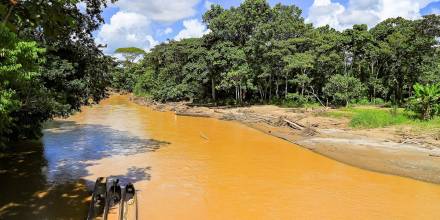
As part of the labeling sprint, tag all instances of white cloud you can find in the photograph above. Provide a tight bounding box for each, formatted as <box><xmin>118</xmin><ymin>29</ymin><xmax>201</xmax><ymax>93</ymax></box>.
<box><xmin>95</xmin><ymin>11</ymin><xmax>158</xmax><ymax>54</ymax></box>
<box><xmin>164</xmin><ymin>27</ymin><xmax>173</xmax><ymax>34</ymax></box>
<box><xmin>174</xmin><ymin>19</ymin><xmax>210</xmax><ymax>40</ymax></box>
<box><xmin>307</xmin><ymin>0</ymin><xmax>438</xmax><ymax>30</ymax></box>
<box><xmin>158</xmin><ymin>27</ymin><xmax>174</xmax><ymax>36</ymax></box>
<box><xmin>96</xmin><ymin>0</ymin><xmax>203</xmax><ymax>55</ymax></box>
<box><xmin>429</xmin><ymin>8</ymin><xmax>440</xmax><ymax>15</ymax></box>
<box><xmin>116</xmin><ymin>0</ymin><xmax>201</xmax><ymax>22</ymax></box>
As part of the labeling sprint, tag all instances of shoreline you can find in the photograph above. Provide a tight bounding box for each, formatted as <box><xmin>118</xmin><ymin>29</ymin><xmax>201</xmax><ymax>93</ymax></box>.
<box><xmin>130</xmin><ymin>95</ymin><xmax>440</xmax><ymax>184</ymax></box>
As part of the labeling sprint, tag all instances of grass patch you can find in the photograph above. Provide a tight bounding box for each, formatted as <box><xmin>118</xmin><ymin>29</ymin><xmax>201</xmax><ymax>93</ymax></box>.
<box><xmin>406</xmin><ymin>117</ymin><xmax>440</xmax><ymax>131</ymax></box>
<box><xmin>322</xmin><ymin>109</ymin><xmax>354</xmax><ymax>119</ymax></box>
<box><xmin>321</xmin><ymin>107</ymin><xmax>411</xmax><ymax>128</ymax></box>
<box><xmin>320</xmin><ymin>106</ymin><xmax>440</xmax><ymax>133</ymax></box>
<box><xmin>349</xmin><ymin>109</ymin><xmax>409</xmax><ymax>128</ymax></box>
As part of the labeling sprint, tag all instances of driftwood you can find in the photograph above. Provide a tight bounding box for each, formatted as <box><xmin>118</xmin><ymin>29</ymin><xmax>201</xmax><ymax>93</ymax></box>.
<box><xmin>200</xmin><ymin>132</ymin><xmax>209</xmax><ymax>141</ymax></box>
<box><xmin>175</xmin><ymin>111</ymin><xmax>211</xmax><ymax>118</ymax></box>
<box><xmin>283</xmin><ymin>119</ymin><xmax>305</xmax><ymax>130</ymax></box>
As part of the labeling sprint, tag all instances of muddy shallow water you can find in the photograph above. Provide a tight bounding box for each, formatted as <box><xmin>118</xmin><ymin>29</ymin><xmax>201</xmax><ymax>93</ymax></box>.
<box><xmin>1</xmin><ymin>95</ymin><xmax>440</xmax><ymax>219</ymax></box>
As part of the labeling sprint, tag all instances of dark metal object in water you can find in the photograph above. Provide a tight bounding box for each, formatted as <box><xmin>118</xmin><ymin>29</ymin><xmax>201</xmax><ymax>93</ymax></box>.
<box><xmin>104</xmin><ymin>179</ymin><xmax>122</xmax><ymax>220</ymax></box>
<box><xmin>87</xmin><ymin>177</ymin><xmax>137</xmax><ymax>220</ymax></box>
<box><xmin>87</xmin><ymin>177</ymin><xmax>108</xmax><ymax>220</ymax></box>
<box><xmin>119</xmin><ymin>183</ymin><xmax>138</xmax><ymax>220</ymax></box>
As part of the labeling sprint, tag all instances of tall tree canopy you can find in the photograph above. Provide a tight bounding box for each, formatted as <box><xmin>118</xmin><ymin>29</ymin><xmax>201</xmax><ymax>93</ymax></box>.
<box><xmin>130</xmin><ymin>0</ymin><xmax>440</xmax><ymax>109</ymax></box>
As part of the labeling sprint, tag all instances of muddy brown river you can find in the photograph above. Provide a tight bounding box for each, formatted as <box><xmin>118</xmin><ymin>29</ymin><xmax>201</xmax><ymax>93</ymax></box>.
<box><xmin>1</xmin><ymin>94</ymin><xmax>440</xmax><ymax>219</ymax></box>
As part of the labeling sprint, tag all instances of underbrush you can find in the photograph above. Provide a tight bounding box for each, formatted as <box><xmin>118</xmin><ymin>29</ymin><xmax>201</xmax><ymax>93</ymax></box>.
<box><xmin>275</xmin><ymin>93</ymin><xmax>320</xmax><ymax>108</ymax></box>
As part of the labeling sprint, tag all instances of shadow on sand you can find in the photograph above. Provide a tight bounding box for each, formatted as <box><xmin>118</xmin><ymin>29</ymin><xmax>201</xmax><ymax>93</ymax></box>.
<box><xmin>0</xmin><ymin>121</ymin><xmax>168</xmax><ymax>219</ymax></box>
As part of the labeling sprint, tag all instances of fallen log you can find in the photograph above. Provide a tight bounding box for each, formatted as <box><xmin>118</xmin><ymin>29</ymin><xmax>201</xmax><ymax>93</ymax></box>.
<box><xmin>283</xmin><ymin>119</ymin><xmax>305</xmax><ymax>130</ymax></box>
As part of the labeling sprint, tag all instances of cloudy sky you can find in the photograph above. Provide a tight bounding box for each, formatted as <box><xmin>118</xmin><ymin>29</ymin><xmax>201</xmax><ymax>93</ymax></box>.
<box><xmin>93</xmin><ymin>0</ymin><xmax>440</xmax><ymax>54</ymax></box>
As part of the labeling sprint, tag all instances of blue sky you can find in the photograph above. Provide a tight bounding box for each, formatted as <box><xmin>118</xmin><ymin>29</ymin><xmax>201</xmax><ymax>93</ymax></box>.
<box><xmin>94</xmin><ymin>0</ymin><xmax>440</xmax><ymax>54</ymax></box>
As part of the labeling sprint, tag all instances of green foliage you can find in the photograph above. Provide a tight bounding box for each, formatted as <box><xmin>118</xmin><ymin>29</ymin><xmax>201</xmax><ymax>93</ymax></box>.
<box><xmin>0</xmin><ymin>0</ymin><xmax>114</xmax><ymax>146</ymax></box>
<box><xmin>283</xmin><ymin>93</ymin><xmax>315</xmax><ymax>107</ymax></box>
<box><xmin>292</xmin><ymin>73</ymin><xmax>312</xmax><ymax>96</ymax></box>
<box><xmin>0</xmin><ymin>89</ymin><xmax>19</xmax><ymax>145</ymax></box>
<box><xmin>354</xmin><ymin>98</ymin><xmax>371</xmax><ymax>105</ymax></box>
<box><xmin>0</xmin><ymin>24</ymin><xmax>45</xmax><ymax>144</ymax></box>
<box><xmin>407</xmin><ymin>83</ymin><xmax>440</xmax><ymax>120</ymax></box>
<box><xmin>111</xmin><ymin>61</ymin><xmax>145</xmax><ymax>92</ymax></box>
<box><xmin>323</xmin><ymin>74</ymin><xmax>366</xmax><ymax>106</ymax></box>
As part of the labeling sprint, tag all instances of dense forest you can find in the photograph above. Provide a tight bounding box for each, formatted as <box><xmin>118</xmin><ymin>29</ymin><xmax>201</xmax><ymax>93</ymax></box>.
<box><xmin>0</xmin><ymin>0</ymin><xmax>115</xmax><ymax>146</ymax></box>
<box><xmin>2</xmin><ymin>0</ymin><xmax>440</xmax><ymax>146</ymax></box>
<box><xmin>114</xmin><ymin>0</ymin><xmax>440</xmax><ymax>120</ymax></box>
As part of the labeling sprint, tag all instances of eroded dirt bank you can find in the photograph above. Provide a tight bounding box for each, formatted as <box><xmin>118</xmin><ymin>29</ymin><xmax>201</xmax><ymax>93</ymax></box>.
<box><xmin>131</xmin><ymin>96</ymin><xmax>440</xmax><ymax>184</ymax></box>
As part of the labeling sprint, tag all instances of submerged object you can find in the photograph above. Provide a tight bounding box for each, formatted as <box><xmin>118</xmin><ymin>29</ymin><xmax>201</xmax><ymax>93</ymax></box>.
<box><xmin>87</xmin><ymin>177</ymin><xmax>137</xmax><ymax>220</ymax></box>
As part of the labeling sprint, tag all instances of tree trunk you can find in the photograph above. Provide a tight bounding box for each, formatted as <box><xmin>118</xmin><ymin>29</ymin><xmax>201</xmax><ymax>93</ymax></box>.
<box><xmin>285</xmin><ymin>75</ymin><xmax>288</xmax><ymax>98</ymax></box>
<box><xmin>235</xmin><ymin>86</ymin><xmax>238</xmax><ymax>103</ymax></box>
<box><xmin>3</xmin><ymin>3</ymin><xmax>15</xmax><ymax>24</ymax></box>
<box><xmin>211</xmin><ymin>77</ymin><xmax>216</xmax><ymax>101</ymax></box>
<box><xmin>269</xmin><ymin>74</ymin><xmax>272</xmax><ymax>101</ymax></box>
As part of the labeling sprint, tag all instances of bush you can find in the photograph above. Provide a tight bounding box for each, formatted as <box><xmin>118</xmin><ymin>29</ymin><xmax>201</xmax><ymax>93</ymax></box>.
<box><xmin>323</xmin><ymin>74</ymin><xmax>366</xmax><ymax>107</ymax></box>
<box><xmin>372</xmin><ymin>98</ymin><xmax>386</xmax><ymax>105</ymax></box>
<box><xmin>355</xmin><ymin>98</ymin><xmax>370</xmax><ymax>105</ymax></box>
<box><xmin>283</xmin><ymin>93</ymin><xmax>314</xmax><ymax>107</ymax></box>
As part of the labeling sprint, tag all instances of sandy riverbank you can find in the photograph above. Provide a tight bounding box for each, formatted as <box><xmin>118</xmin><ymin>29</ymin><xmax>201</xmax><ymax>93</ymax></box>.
<box><xmin>130</xmin><ymin>95</ymin><xmax>440</xmax><ymax>184</ymax></box>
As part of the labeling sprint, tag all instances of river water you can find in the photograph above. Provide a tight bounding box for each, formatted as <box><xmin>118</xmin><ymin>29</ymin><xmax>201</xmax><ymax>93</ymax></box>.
<box><xmin>1</xmin><ymin>95</ymin><xmax>440</xmax><ymax>219</ymax></box>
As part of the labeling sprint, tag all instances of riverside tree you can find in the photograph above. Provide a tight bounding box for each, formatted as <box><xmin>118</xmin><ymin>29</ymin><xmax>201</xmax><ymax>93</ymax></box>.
<box><xmin>0</xmin><ymin>0</ymin><xmax>115</xmax><ymax>146</ymax></box>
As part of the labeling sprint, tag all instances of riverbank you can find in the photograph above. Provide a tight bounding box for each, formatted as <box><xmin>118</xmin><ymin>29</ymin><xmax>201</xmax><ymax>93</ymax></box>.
<box><xmin>131</xmin><ymin>95</ymin><xmax>440</xmax><ymax>184</ymax></box>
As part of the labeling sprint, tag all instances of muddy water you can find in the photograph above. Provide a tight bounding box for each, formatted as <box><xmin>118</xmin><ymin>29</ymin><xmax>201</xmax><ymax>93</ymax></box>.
<box><xmin>2</xmin><ymin>95</ymin><xmax>440</xmax><ymax>219</ymax></box>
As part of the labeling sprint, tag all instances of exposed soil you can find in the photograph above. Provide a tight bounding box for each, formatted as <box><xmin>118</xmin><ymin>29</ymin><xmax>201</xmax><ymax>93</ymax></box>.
<box><xmin>131</xmin><ymin>96</ymin><xmax>440</xmax><ymax>184</ymax></box>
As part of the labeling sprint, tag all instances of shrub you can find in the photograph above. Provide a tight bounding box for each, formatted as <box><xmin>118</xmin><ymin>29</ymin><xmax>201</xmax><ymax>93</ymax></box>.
<box><xmin>323</xmin><ymin>74</ymin><xmax>366</xmax><ymax>107</ymax></box>
<box><xmin>283</xmin><ymin>93</ymin><xmax>314</xmax><ymax>107</ymax></box>
<box><xmin>372</xmin><ymin>98</ymin><xmax>386</xmax><ymax>105</ymax></box>
<box><xmin>355</xmin><ymin>98</ymin><xmax>370</xmax><ymax>105</ymax></box>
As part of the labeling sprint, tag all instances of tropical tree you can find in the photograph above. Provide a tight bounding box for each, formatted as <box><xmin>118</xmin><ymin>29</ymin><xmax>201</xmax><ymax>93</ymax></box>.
<box><xmin>323</xmin><ymin>74</ymin><xmax>366</xmax><ymax>107</ymax></box>
<box><xmin>292</xmin><ymin>73</ymin><xmax>313</xmax><ymax>96</ymax></box>
<box><xmin>408</xmin><ymin>83</ymin><xmax>440</xmax><ymax>120</ymax></box>
<box><xmin>115</xmin><ymin>47</ymin><xmax>146</xmax><ymax>64</ymax></box>
<box><xmin>283</xmin><ymin>52</ymin><xmax>315</xmax><ymax>97</ymax></box>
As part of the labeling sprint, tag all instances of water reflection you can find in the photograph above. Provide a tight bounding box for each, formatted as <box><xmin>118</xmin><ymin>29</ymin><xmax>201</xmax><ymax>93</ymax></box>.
<box><xmin>0</xmin><ymin>120</ymin><xmax>168</xmax><ymax>219</ymax></box>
